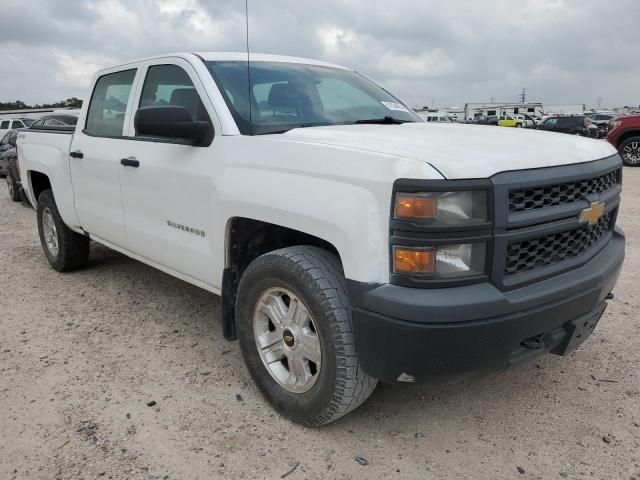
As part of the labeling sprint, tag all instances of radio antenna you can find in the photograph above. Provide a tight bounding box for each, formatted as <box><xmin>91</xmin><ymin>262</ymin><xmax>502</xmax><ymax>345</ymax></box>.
<box><xmin>245</xmin><ymin>0</ymin><xmax>253</xmax><ymax>134</ymax></box>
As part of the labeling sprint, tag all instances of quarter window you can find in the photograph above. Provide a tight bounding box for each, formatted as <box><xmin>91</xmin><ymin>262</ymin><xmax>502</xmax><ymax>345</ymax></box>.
<box><xmin>86</xmin><ymin>69</ymin><xmax>137</xmax><ymax>137</ymax></box>
<box><xmin>137</xmin><ymin>64</ymin><xmax>210</xmax><ymax>136</ymax></box>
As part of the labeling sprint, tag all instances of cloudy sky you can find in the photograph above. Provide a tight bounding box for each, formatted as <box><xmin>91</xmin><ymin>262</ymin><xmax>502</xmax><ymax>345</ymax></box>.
<box><xmin>1</xmin><ymin>0</ymin><xmax>638</xmax><ymax>108</ymax></box>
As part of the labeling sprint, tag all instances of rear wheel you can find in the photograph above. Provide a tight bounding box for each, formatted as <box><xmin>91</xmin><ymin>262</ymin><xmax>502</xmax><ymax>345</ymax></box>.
<box><xmin>619</xmin><ymin>136</ymin><xmax>640</xmax><ymax>167</ymax></box>
<box><xmin>6</xmin><ymin>170</ymin><xmax>20</xmax><ymax>202</ymax></box>
<box><xmin>236</xmin><ymin>246</ymin><xmax>377</xmax><ymax>426</ymax></box>
<box><xmin>37</xmin><ymin>190</ymin><xmax>90</xmax><ymax>271</ymax></box>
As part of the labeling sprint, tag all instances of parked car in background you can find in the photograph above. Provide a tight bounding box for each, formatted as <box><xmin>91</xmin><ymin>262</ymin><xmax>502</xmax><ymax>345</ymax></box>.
<box><xmin>419</xmin><ymin>112</ymin><xmax>454</xmax><ymax>123</ymax></box>
<box><xmin>0</xmin><ymin>130</ymin><xmax>17</xmax><ymax>177</ymax></box>
<box><xmin>497</xmin><ymin>115</ymin><xmax>525</xmax><ymax>128</ymax></box>
<box><xmin>587</xmin><ymin>113</ymin><xmax>618</xmax><ymax>139</ymax></box>
<box><xmin>0</xmin><ymin>130</ymin><xmax>20</xmax><ymax>201</ymax></box>
<box><xmin>485</xmin><ymin>115</ymin><xmax>499</xmax><ymax>126</ymax></box>
<box><xmin>29</xmin><ymin>114</ymin><xmax>78</xmax><ymax>129</ymax></box>
<box><xmin>0</xmin><ymin>117</ymin><xmax>34</xmax><ymax>136</ymax></box>
<box><xmin>537</xmin><ymin>115</ymin><xmax>593</xmax><ymax>136</ymax></box>
<box><xmin>608</xmin><ymin>115</ymin><xmax>640</xmax><ymax>166</ymax></box>
<box><xmin>514</xmin><ymin>114</ymin><xmax>536</xmax><ymax>128</ymax></box>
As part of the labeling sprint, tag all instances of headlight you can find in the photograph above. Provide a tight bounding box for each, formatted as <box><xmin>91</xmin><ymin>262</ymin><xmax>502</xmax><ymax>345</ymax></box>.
<box><xmin>393</xmin><ymin>243</ymin><xmax>487</xmax><ymax>277</ymax></box>
<box><xmin>394</xmin><ymin>191</ymin><xmax>488</xmax><ymax>225</ymax></box>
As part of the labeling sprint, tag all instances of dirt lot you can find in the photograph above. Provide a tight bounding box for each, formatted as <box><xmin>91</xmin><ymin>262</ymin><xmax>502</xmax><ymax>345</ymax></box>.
<box><xmin>0</xmin><ymin>170</ymin><xmax>639</xmax><ymax>480</ymax></box>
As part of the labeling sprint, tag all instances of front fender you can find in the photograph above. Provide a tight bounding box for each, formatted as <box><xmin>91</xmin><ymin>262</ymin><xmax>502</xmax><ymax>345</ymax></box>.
<box><xmin>213</xmin><ymin>137</ymin><xmax>444</xmax><ymax>284</ymax></box>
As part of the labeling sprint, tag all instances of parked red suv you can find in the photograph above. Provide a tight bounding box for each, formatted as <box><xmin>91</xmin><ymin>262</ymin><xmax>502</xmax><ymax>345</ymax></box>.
<box><xmin>608</xmin><ymin>114</ymin><xmax>640</xmax><ymax>166</ymax></box>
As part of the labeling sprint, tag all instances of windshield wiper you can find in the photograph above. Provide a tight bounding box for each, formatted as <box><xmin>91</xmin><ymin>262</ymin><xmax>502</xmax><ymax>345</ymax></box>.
<box><xmin>354</xmin><ymin>116</ymin><xmax>409</xmax><ymax>125</ymax></box>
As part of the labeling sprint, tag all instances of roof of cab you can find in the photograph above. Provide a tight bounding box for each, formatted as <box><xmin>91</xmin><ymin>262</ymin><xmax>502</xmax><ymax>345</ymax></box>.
<box><xmin>94</xmin><ymin>52</ymin><xmax>350</xmax><ymax>77</ymax></box>
<box><xmin>194</xmin><ymin>52</ymin><xmax>349</xmax><ymax>70</ymax></box>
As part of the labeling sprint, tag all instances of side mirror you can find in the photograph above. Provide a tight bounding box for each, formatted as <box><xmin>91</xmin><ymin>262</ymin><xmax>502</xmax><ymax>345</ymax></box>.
<box><xmin>134</xmin><ymin>106</ymin><xmax>213</xmax><ymax>145</ymax></box>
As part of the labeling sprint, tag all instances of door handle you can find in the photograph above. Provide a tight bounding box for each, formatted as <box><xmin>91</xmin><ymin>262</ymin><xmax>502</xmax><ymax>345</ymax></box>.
<box><xmin>120</xmin><ymin>157</ymin><xmax>140</xmax><ymax>168</ymax></box>
<box><xmin>70</xmin><ymin>150</ymin><xmax>83</xmax><ymax>159</ymax></box>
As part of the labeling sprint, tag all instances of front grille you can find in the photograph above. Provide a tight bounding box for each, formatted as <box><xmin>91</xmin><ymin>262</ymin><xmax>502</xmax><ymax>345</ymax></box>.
<box><xmin>509</xmin><ymin>169</ymin><xmax>620</xmax><ymax>213</ymax></box>
<box><xmin>504</xmin><ymin>211</ymin><xmax>614</xmax><ymax>276</ymax></box>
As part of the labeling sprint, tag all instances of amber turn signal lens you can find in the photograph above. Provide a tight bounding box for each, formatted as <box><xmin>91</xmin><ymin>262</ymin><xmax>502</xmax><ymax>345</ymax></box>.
<box><xmin>395</xmin><ymin>194</ymin><xmax>437</xmax><ymax>220</ymax></box>
<box><xmin>393</xmin><ymin>247</ymin><xmax>436</xmax><ymax>275</ymax></box>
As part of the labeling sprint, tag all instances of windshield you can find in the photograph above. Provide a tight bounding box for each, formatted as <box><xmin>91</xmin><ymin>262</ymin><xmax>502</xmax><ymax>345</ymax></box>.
<box><xmin>21</xmin><ymin>118</ymin><xmax>35</xmax><ymax>127</ymax></box>
<box><xmin>205</xmin><ymin>61</ymin><xmax>421</xmax><ymax>135</ymax></box>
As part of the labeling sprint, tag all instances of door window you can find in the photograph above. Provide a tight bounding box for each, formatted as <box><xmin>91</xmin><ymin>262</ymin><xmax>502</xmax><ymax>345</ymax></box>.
<box><xmin>137</xmin><ymin>64</ymin><xmax>210</xmax><ymax>135</ymax></box>
<box><xmin>0</xmin><ymin>121</ymin><xmax>9</xmax><ymax>129</ymax></box>
<box><xmin>11</xmin><ymin>121</ymin><xmax>25</xmax><ymax>129</ymax></box>
<box><xmin>85</xmin><ymin>69</ymin><xmax>137</xmax><ymax>137</ymax></box>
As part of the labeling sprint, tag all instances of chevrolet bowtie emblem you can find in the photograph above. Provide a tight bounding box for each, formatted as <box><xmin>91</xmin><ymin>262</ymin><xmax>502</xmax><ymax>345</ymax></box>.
<box><xmin>579</xmin><ymin>201</ymin><xmax>606</xmax><ymax>226</ymax></box>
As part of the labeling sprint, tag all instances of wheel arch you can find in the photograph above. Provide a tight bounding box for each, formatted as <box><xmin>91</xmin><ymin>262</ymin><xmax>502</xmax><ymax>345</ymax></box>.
<box><xmin>28</xmin><ymin>170</ymin><xmax>52</xmax><ymax>204</ymax></box>
<box><xmin>220</xmin><ymin>217</ymin><xmax>342</xmax><ymax>341</ymax></box>
<box><xmin>615</xmin><ymin>130</ymin><xmax>640</xmax><ymax>148</ymax></box>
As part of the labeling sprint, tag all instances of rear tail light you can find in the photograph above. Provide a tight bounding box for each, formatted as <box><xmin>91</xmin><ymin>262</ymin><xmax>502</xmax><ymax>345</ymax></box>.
<box><xmin>583</xmin><ymin>117</ymin><xmax>588</xmax><ymax>128</ymax></box>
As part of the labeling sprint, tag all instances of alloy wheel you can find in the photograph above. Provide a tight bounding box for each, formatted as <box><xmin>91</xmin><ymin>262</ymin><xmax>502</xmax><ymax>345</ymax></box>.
<box><xmin>253</xmin><ymin>287</ymin><xmax>321</xmax><ymax>393</ymax></box>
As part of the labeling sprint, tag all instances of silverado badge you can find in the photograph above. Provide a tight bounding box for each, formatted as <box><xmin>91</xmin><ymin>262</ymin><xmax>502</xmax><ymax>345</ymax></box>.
<box><xmin>579</xmin><ymin>201</ymin><xmax>606</xmax><ymax>226</ymax></box>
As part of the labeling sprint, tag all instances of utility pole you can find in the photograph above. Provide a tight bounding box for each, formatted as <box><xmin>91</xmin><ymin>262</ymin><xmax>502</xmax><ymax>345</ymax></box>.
<box><xmin>520</xmin><ymin>88</ymin><xmax>526</xmax><ymax>103</ymax></box>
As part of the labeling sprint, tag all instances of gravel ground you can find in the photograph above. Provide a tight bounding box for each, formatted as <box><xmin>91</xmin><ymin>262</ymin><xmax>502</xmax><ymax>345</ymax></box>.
<box><xmin>1</xmin><ymin>170</ymin><xmax>639</xmax><ymax>480</ymax></box>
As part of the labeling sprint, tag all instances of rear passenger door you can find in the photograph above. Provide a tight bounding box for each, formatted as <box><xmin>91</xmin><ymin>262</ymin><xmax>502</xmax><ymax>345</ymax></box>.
<box><xmin>119</xmin><ymin>60</ymin><xmax>220</xmax><ymax>286</ymax></box>
<box><xmin>70</xmin><ymin>68</ymin><xmax>140</xmax><ymax>248</ymax></box>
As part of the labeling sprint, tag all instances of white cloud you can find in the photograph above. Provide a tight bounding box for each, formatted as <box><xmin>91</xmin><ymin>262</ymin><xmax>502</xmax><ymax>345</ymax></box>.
<box><xmin>0</xmin><ymin>0</ymin><xmax>638</xmax><ymax>108</ymax></box>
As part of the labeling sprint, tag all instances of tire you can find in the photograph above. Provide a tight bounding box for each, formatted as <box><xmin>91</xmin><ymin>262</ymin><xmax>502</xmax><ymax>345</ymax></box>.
<box><xmin>515</xmin><ymin>123</ymin><xmax>522</xmax><ymax>128</ymax></box>
<box><xmin>236</xmin><ymin>246</ymin><xmax>377</xmax><ymax>426</ymax></box>
<box><xmin>619</xmin><ymin>136</ymin><xmax>640</xmax><ymax>167</ymax></box>
<box><xmin>6</xmin><ymin>170</ymin><xmax>20</xmax><ymax>202</ymax></box>
<box><xmin>37</xmin><ymin>189</ymin><xmax>89</xmax><ymax>272</ymax></box>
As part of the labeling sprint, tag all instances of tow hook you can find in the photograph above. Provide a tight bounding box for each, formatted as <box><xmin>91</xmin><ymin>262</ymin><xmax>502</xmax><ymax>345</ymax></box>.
<box><xmin>521</xmin><ymin>335</ymin><xmax>544</xmax><ymax>350</ymax></box>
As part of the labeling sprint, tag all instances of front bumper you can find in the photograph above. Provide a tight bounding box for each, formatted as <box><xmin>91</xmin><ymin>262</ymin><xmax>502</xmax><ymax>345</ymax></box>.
<box><xmin>348</xmin><ymin>229</ymin><xmax>625</xmax><ymax>384</ymax></box>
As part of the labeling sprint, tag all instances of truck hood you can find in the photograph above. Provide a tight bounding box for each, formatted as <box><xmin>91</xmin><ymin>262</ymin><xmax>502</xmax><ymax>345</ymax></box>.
<box><xmin>275</xmin><ymin>123</ymin><xmax>617</xmax><ymax>179</ymax></box>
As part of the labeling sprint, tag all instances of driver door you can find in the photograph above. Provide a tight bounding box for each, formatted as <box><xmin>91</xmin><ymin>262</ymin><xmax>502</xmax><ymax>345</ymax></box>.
<box><xmin>119</xmin><ymin>59</ymin><xmax>221</xmax><ymax>287</ymax></box>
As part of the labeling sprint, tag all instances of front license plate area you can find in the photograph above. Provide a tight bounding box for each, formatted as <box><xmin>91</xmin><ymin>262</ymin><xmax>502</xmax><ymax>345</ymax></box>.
<box><xmin>552</xmin><ymin>303</ymin><xmax>607</xmax><ymax>356</ymax></box>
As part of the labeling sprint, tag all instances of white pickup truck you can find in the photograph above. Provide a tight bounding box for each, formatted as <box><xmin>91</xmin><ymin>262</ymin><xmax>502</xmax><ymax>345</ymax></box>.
<box><xmin>17</xmin><ymin>52</ymin><xmax>625</xmax><ymax>426</ymax></box>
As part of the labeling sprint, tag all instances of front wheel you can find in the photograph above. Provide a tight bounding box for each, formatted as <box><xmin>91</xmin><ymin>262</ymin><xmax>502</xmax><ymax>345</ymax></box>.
<box><xmin>6</xmin><ymin>170</ymin><xmax>20</xmax><ymax>202</ymax></box>
<box><xmin>619</xmin><ymin>136</ymin><xmax>640</xmax><ymax>167</ymax></box>
<box><xmin>236</xmin><ymin>246</ymin><xmax>377</xmax><ymax>426</ymax></box>
<box><xmin>37</xmin><ymin>190</ymin><xmax>90</xmax><ymax>271</ymax></box>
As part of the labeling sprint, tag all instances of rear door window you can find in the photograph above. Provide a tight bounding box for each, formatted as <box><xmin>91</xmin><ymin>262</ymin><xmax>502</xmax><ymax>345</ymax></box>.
<box><xmin>85</xmin><ymin>69</ymin><xmax>137</xmax><ymax>137</ymax></box>
<box><xmin>0</xmin><ymin>121</ymin><xmax>9</xmax><ymax>129</ymax></box>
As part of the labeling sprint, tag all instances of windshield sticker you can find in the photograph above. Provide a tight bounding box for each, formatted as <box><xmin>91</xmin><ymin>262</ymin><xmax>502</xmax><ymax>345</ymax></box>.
<box><xmin>381</xmin><ymin>101</ymin><xmax>410</xmax><ymax>113</ymax></box>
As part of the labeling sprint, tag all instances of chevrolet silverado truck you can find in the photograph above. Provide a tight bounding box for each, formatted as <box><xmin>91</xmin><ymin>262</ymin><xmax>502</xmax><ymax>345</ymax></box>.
<box><xmin>17</xmin><ymin>53</ymin><xmax>625</xmax><ymax>426</ymax></box>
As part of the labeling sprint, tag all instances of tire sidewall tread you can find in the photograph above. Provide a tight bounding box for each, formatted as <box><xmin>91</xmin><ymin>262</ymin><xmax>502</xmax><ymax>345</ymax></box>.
<box><xmin>36</xmin><ymin>190</ymin><xmax>89</xmax><ymax>272</ymax></box>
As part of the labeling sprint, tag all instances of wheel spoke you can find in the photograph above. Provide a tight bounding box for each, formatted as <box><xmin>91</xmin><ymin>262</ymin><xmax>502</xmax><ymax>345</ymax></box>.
<box><xmin>259</xmin><ymin>294</ymin><xmax>288</xmax><ymax>326</ymax></box>
<box><xmin>288</xmin><ymin>298</ymin><xmax>310</xmax><ymax>327</ymax></box>
<box><xmin>288</xmin><ymin>354</ymin><xmax>310</xmax><ymax>386</ymax></box>
<box><xmin>298</xmin><ymin>331</ymin><xmax>321</xmax><ymax>364</ymax></box>
<box><xmin>262</xmin><ymin>342</ymin><xmax>286</xmax><ymax>364</ymax></box>
<box><xmin>257</xmin><ymin>329</ymin><xmax>282</xmax><ymax>350</ymax></box>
